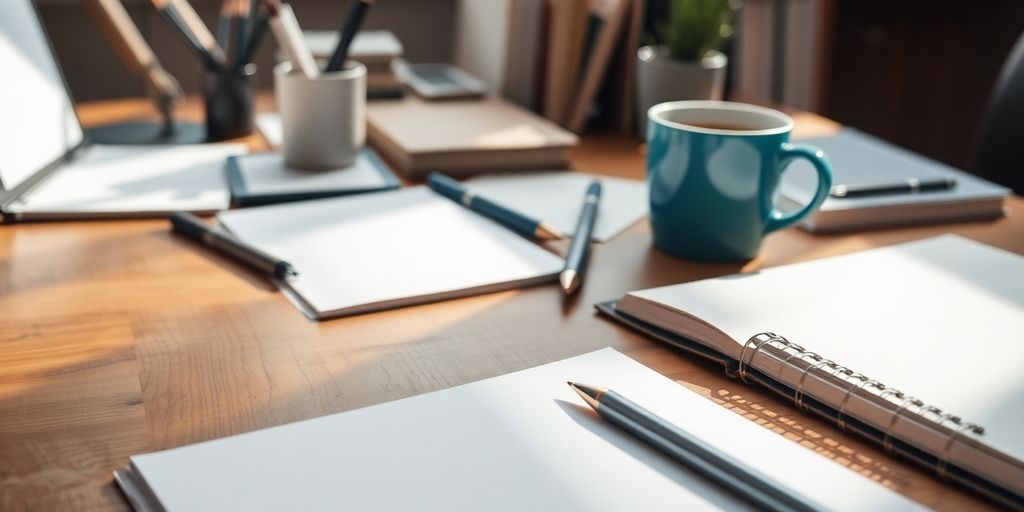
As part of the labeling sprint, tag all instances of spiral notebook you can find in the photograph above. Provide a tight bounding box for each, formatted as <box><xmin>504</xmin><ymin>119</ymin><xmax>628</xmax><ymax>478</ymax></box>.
<box><xmin>598</xmin><ymin>235</ymin><xmax>1024</xmax><ymax>508</ymax></box>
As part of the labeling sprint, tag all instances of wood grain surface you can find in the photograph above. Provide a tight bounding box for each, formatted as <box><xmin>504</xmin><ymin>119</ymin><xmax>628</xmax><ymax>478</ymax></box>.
<box><xmin>1</xmin><ymin>96</ymin><xmax>1021</xmax><ymax>511</ymax></box>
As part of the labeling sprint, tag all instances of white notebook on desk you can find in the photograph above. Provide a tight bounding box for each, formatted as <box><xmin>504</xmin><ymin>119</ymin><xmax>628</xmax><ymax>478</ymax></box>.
<box><xmin>114</xmin><ymin>348</ymin><xmax>921</xmax><ymax>511</ymax></box>
<box><xmin>609</xmin><ymin>235</ymin><xmax>1024</xmax><ymax>503</ymax></box>
<box><xmin>216</xmin><ymin>186</ymin><xmax>565</xmax><ymax>319</ymax></box>
<box><xmin>782</xmin><ymin>129</ymin><xmax>1010</xmax><ymax>232</ymax></box>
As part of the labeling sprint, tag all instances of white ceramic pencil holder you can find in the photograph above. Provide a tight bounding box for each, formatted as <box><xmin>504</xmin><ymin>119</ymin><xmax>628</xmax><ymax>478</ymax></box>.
<box><xmin>274</xmin><ymin>61</ymin><xmax>366</xmax><ymax>169</ymax></box>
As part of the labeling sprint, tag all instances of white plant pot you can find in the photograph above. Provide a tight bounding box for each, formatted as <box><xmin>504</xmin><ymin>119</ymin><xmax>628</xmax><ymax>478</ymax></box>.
<box><xmin>636</xmin><ymin>45</ymin><xmax>727</xmax><ymax>136</ymax></box>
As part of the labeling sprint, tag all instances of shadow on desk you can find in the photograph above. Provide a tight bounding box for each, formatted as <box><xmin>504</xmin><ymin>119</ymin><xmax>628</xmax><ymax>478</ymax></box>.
<box><xmin>683</xmin><ymin>382</ymin><xmax>911</xmax><ymax>491</ymax></box>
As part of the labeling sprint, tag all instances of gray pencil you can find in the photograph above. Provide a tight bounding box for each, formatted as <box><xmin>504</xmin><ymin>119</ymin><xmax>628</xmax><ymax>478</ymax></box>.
<box><xmin>170</xmin><ymin>211</ymin><xmax>297</xmax><ymax>279</ymax></box>
<box><xmin>560</xmin><ymin>180</ymin><xmax>601</xmax><ymax>295</ymax></box>
<box><xmin>568</xmin><ymin>382</ymin><xmax>825</xmax><ymax>512</ymax></box>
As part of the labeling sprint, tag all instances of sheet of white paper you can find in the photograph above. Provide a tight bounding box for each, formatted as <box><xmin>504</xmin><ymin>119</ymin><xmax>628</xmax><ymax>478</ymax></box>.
<box><xmin>217</xmin><ymin>186</ymin><xmax>565</xmax><ymax>317</ymax></box>
<box><xmin>255</xmin><ymin>113</ymin><xmax>283</xmax><ymax>150</ymax></box>
<box><xmin>129</xmin><ymin>349</ymin><xmax>921</xmax><ymax>512</ymax></box>
<box><xmin>10</xmin><ymin>144</ymin><xmax>245</xmax><ymax>215</ymax></box>
<box><xmin>463</xmin><ymin>172</ymin><xmax>648</xmax><ymax>242</ymax></box>
<box><xmin>628</xmin><ymin>235</ymin><xmax>1024</xmax><ymax>477</ymax></box>
<box><xmin>236</xmin><ymin>152</ymin><xmax>389</xmax><ymax>195</ymax></box>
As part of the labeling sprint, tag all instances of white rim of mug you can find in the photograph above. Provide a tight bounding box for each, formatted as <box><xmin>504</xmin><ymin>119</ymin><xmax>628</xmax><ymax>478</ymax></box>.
<box><xmin>273</xmin><ymin>61</ymin><xmax>367</xmax><ymax>81</ymax></box>
<box><xmin>648</xmin><ymin>100</ymin><xmax>795</xmax><ymax>136</ymax></box>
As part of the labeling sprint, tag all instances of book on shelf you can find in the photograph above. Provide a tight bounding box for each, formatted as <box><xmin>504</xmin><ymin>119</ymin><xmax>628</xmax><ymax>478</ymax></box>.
<box><xmin>566</xmin><ymin>0</ymin><xmax>631</xmax><ymax>133</ymax></box>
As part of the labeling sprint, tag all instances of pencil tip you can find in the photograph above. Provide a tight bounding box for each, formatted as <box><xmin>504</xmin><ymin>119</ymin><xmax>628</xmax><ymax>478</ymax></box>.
<box><xmin>535</xmin><ymin>222</ymin><xmax>563</xmax><ymax>241</ymax></box>
<box><xmin>559</xmin><ymin>270</ymin><xmax>579</xmax><ymax>295</ymax></box>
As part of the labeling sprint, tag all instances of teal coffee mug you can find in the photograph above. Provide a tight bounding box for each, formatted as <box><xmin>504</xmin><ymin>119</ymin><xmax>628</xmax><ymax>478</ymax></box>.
<box><xmin>646</xmin><ymin>101</ymin><xmax>833</xmax><ymax>261</ymax></box>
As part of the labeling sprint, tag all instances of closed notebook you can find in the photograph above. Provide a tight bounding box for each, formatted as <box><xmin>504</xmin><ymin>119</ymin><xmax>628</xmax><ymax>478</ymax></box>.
<box><xmin>366</xmin><ymin>95</ymin><xmax>579</xmax><ymax>178</ymax></box>
<box><xmin>782</xmin><ymin>129</ymin><xmax>1010</xmax><ymax>232</ymax></box>
<box><xmin>225</xmin><ymin>149</ymin><xmax>400</xmax><ymax>206</ymax></box>
<box><xmin>216</xmin><ymin>186</ymin><xmax>565</xmax><ymax>319</ymax></box>
<box><xmin>114</xmin><ymin>348</ymin><xmax>921</xmax><ymax>511</ymax></box>
<box><xmin>599</xmin><ymin>235</ymin><xmax>1024</xmax><ymax>508</ymax></box>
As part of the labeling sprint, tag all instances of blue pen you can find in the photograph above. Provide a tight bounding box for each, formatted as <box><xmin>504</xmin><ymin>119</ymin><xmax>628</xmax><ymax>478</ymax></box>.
<box><xmin>427</xmin><ymin>172</ymin><xmax>563</xmax><ymax>241</ymax></box>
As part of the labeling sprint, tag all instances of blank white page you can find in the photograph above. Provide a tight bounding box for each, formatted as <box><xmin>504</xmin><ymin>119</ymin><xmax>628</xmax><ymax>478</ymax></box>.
<box><xmin>217</xmin><ymin>186</ymin><xmax>565</xmax><ymax>318</ymax></box>
<box><xmin>10</xmin><ymin>144</ymin><xmax>246</xmax><ymax>216</ymax></box>
<box><xmin>236</xmin><ymin>152</ymin><xmax>389</xmax><ymax>195</ymax></box>
<box><xmin>464</xmin><ymin>172</ymin><xmax>648</xmax><ymax>242</ymax></box>
<box><xmin>128</xmin><ymin>348</ymin><xmax>921</xmax><ymax>511</ymax></box>
<box><xmin>629</xmin><ymin>235</ymin><xmax>1024</xmax><ymax>469</ymax></box>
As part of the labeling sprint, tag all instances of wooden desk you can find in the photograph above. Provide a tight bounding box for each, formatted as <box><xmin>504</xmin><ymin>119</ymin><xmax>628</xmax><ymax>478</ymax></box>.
<box><xmin>2</xmin><ymin>97</ymin><xmax>1022</xmax><ymax>511</ymax></box>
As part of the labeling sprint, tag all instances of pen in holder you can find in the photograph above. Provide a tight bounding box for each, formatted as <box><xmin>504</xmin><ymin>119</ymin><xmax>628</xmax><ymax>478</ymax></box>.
<box><xmin>204</xmin><ymin>64</ymin><xmax>256</xmax><ymax>142</ymax></box>
<box><xmin>275</xmin><ymin>61</ymin><xmax>367</xmax><ymax>169</ymax></box>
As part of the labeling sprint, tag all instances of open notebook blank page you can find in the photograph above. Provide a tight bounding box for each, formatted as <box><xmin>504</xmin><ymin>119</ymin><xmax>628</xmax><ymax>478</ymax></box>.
<box><xmin>628</xmin><ymin>235</ymin><xmax>1024</xmax><ymax>491</ymax></box>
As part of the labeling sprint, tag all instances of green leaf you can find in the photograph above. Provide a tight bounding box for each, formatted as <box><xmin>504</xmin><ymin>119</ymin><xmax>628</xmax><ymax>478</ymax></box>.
<box><xmin>657</xmin><ymin>0</ymin><xmax>740</xmax><ymax>61</ymax></box>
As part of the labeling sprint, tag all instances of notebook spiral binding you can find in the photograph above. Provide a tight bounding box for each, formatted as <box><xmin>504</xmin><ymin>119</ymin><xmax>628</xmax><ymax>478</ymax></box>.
<box><xmin>738</xmin><ymin>332</ymin><xmax>985</xmax><ymax>479</ymax></box>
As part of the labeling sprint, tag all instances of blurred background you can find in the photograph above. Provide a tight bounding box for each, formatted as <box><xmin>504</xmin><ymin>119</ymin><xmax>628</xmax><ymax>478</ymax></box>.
<box><xmin>38</xmin><ymin>0</ymin><xmax>1024</xmax><ymax>172</ymax></box>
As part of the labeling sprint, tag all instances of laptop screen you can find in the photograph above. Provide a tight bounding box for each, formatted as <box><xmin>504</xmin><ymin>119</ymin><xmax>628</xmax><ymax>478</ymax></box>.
<box><xmin>0</xmin><ymin>0</ymin><xmax>85</xmax><ymax>191</ymax></box>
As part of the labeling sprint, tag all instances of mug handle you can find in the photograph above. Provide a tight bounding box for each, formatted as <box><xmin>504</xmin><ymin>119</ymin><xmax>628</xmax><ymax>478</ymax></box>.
<box><xmin>762</xmin><ymin>143</ymin><xmax>833</xmax><ymax>234</ymax></box>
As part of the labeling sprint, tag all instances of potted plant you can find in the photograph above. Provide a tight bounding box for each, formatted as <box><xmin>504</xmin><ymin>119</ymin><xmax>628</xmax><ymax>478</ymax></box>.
<box><xmin>637</xmin><ymin>0</ymin><xmax>740</xmax><ymax>135</ymax></box>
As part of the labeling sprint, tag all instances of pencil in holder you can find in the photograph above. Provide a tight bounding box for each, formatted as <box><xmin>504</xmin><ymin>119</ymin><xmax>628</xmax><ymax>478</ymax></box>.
<box><xmin>204</xmin><ymin>64</ymin><xmax>256</xmax><ymax>142</ymax></box>
<box><xmin>275</xmin><ymin>61</ymin><xmax>367</xmax><ymax>170</ymax></box>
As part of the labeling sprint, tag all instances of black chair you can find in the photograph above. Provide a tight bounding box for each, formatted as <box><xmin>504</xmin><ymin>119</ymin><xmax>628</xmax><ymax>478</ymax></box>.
<box><xmin>974</xmin><ymin>30</ymin><xmax>1024</xmax><ymax>195</ymax></box>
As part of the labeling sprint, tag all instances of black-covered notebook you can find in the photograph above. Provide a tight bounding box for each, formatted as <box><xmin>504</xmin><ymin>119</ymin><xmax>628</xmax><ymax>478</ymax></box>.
<box><xmin>226</xmin><ymin>149</ymin><xmax>400</xmax><ymax>207</ymax></box>
<box><xmin>597</xmin><ymin>236</ymin><xmax>1024</xmax><ymax>509</ymax></box>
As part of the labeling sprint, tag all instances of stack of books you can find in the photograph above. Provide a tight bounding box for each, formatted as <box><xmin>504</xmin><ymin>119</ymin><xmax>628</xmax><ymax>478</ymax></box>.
<box><xmin>304</xmin><ymin>30</ymin><xmax>405</xmax><ymax>99</ymax></box>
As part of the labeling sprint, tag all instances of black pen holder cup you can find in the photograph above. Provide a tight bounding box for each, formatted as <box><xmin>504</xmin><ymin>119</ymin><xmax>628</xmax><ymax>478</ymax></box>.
<box><xmin>203</xmin><ymin>64</ymin><xmax>255</xmax><ymax>142</ymax></box>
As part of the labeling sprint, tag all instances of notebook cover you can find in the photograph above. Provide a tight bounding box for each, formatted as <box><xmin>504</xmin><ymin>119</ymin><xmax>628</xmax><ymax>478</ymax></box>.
<box><xmin>226</xmin><ymin>149</ymin><xmax>401</xmax><ymax>207</ymax></box>
<box><xmin>595</xmin><ymin>300</ymin><xmax>1022</xmax><ymax>509</ymax></box>
<box><xmin>784</xmin><ymin>128</ymin><xmax>1010</xmax><ymax>233</ymax></box>
<box><xmin>366</xmin><ymin>95</ymin><xmax>578</xmax><ymax>176</ymax></box>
